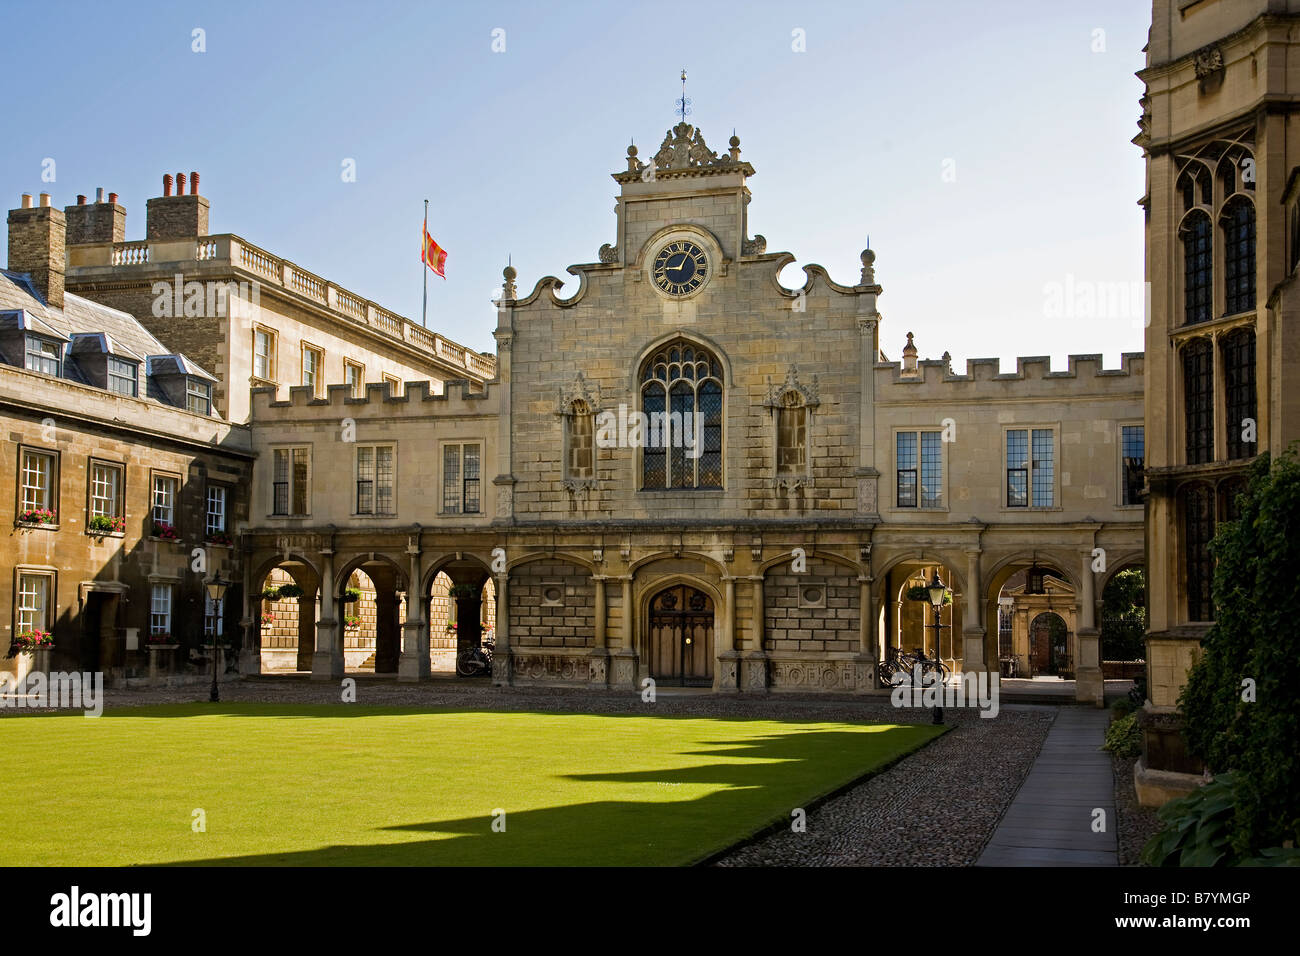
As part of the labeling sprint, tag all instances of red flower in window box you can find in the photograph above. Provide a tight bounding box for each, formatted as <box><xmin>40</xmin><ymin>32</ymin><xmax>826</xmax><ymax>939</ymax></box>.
<box><xmin>153</xmin><ymin>521</ymin><xmax>179</xmax><ymax>540</ymax></box>
<box><xmin>16</xmin><ymin>508</ymin><xmax>56</xmax><ymax>525</ymax></box>
<box><xmin>207</xmin><ymin>531</ymin><xmax>233</xmax><ymax>546</ymax></box>
<box><xmin>12</xmin><ymin>629</ymin><xmax>53</xmax><ymax>649</ymax></box>
<box><xmin>146</xmin><ymin>632</ymin><xmax>174</xmax><ymax>645</ymax></box>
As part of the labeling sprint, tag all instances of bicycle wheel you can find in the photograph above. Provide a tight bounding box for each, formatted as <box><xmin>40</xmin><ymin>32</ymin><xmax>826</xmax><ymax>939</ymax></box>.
<box><xmin>456</xmin><ymin>656</ymin><xmax>477</xmax><ymax>677</ymax></box>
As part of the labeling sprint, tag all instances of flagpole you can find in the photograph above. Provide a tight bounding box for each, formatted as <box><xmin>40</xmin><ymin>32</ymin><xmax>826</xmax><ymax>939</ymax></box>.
<box><xmin>422</xmin><ymin>199</ymin><xmax>429</xmax><ymax>328</ymax></box>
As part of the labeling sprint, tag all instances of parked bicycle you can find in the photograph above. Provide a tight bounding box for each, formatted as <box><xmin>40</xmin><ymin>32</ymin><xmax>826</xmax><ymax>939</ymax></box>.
<box><xmin>878</xmin><ymin>645</ymin><xmax>950</xmax><ymax>687</ymax></box>
<box><xmin>456</xmin><ymin>633</ymin><xmax>494</xmax><ymax>677</ymax></box>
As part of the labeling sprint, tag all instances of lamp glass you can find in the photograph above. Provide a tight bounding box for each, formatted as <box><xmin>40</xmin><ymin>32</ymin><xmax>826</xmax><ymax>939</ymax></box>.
<box><xmin>927</xmin><ymin>572</ymin><xmax>947</xmax><ymax>608</ymax></box>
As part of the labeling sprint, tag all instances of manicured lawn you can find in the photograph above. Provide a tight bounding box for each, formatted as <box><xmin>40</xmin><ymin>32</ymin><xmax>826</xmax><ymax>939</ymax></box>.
<box><xmin>0</xmin><ymin>704</ymin><xmax>943</xmax><ymax>866</ymax></box>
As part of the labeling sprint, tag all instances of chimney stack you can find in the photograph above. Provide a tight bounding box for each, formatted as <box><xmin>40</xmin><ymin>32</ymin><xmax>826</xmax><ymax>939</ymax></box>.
<box><xmin>8</xmin><ymin>193</ymin><xmax>66</xmax><ymax>308</ymax></box>
<box><xmin>146</xmin><ymin>170</ymin><xmax>208</xmax><ymax>240</ymax></box>
<box><xmin>64</xmin><ymin>188</ymin><xmax>127</xmax><ymax>245</ymax></box>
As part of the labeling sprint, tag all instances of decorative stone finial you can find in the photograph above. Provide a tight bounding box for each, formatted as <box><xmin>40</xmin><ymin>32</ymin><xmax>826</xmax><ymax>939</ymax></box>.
<box><xmin>903</xmin><ymin>332</ymin><xmax>916</xmax><ymax>355</ymax></box>
<box><xmin>860</xmin><ymin>247</ymin><xmax>876</xmax><ymax>285</ymax></box>
<box><xmin>728</xmin><ymin>131</ymin><xmax>741</xmax><ymax>162</ymax></box>
<box><xmin>901</xmin><ymin>332</ymin><xmax>919</xmax><ymax>378</ymax></box>
<box><xmin>502</xmin><ymin>262</ymin><xmax>517</xmax><ymax>299</ymax></box>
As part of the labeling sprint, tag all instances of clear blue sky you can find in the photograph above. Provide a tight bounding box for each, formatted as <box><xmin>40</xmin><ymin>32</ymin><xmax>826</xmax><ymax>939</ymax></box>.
<box><xmin>1</xmin><ymin>0</ymin><xmax>1148</xmax><ymax>366</ymax></box>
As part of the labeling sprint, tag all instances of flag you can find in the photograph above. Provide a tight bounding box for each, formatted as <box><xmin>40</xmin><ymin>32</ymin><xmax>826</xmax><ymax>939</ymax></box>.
<box><xmin>422</xmin><ymin>227</ymin><xmax>447</xmax><ymax>278</ymax></box>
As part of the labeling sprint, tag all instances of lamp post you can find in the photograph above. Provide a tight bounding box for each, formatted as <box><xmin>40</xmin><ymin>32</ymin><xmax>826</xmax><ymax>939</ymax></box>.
<box><xmin>926</xmin><ymin>571</ymin><xmax>949</xmax><ymax>725</ymax></box>
<box><xmin>206</xmin><ymin>573</ymin><xmax>229</xmax><ymax>703</ymax></box>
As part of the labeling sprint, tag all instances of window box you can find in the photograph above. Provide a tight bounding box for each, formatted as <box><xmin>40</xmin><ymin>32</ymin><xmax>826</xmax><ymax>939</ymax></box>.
<box><xmin>15</xmin><ymin>508</ymin><xmax>56</xmax><ymax>526</ymax></box>
<box><xmin>343</xmin><ymin>615</ymin><xmax>361</xmax><ymax>631</ymax></box>
<box><xmin>277</xmin><ymin>583</ymin><xmax>304</xmax><ymax>599</ymax></box>
<box><xmin>87</xmin><ymin>514</ymin><xmax>126</xmax><ymax>536</ymax></box>
<box><xmin>153</xmin><ymin>521</ymin><xmax>179</xmax><ymax>541</ymax></box>
<box><xmin>206</xmin><ymin>531</ymin><xmax>234</xmax><ymax>547</ymax></box>
<box><xmin>146</xmin><ymin>633</ymin><xmax>176</xmax><ymax>647</ymax></box>
<box><xmin>10</xmin><ymin>628</ymin><xmax>54</xmax><ymax>651</ymax></box>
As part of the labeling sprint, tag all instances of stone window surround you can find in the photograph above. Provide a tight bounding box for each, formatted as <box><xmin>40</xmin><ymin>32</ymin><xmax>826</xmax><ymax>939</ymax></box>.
<box><xmin>13</xmin><ymin>565</ymin><xmax>56</xmax><ymax>636</ymax></box>
<box><xmin>353</xmin><ymin>442</ymin><xmax>398</xmax><ymax>517</ymax></box>
<box><xmin>1001</xmin><ymin>423</ymin><xmax>1062</xmax><ymax>512</ymax></box>
<box><xmin>1174</xmin><ymin>138</ymin><xmax>1255</xmax><ymax>327</ymax></box>
<box><xmin>1117</xmin><ymin>421</ymin><xmax>1144</xmax><ymax>509</ymax></box>
<box><xmin>888</xmin><ymin>426</ymin><xmax>947</xmax><ymax>512</ymax></box>
<box><xmin>150</xmin><ymin>469</ymin><xmax>181</xmax><ymax>529</ymax></box>
<box><xmin>269</xmin><ymin>446</ymin><xmax>312</xmax><ymax>518</ymax></box>
<box><xmin>252</xmin><ymin>323</ymin><xmax>278</xmax><ymax>383</ymax></box>
<box><xmin>16</xmin><ymin>444</ymin><xmax>59</xmax><ymax>522</ymax></box>
<box><xmin>344</xmin><ymin>358</ymin><xmax>365</xmax><ymax>398</ymax></box>
<box><xmin>300</xmin><ymin>340</ymin><xmax>325</xmax><ymax>397</ymax></box>
<box><xmin>438</xmin><ymin>440</ymin><xmax>484</xmax><ymax>517</ymax></box>
<box><xmin>87</xmin><ymin>457</ymin><xmax>126</xmax><ymax>524</ymax></box>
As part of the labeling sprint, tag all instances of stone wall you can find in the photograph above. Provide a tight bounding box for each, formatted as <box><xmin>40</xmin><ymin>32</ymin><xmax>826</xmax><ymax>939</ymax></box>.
<box><xmin>763</xmin><ymin>559</ymin><xmax>859</xmax><ymax>655</ymax></box>
<box><xmin>508</xmin><ymin>560</ymin><xmax>594</xmax><ymax>649</ymax></box>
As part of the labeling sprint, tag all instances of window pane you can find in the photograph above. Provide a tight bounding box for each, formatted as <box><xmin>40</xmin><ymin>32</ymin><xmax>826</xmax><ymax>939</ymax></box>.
<box><xmin>1183</xmin><ymin>484</ymin><xmax>1215</xmax><ymax>621</ymax></box>
<box><xmin>376</xmin><ymin>445</ymin><xmax>394</xmax><ymax>514</ymax></box>
<box><xmin>291</xmin><ymin>448</ymin><xmax>310</xmax><ymax>515</ymax></box>
<box><xmin>272</xmin><ymin>449</ymin><xmax>289</xmax><ymax>515</ymax></box>
<box><xmin>1006</xmin><ymin>429</ymin><xmax>1028</xmax><ymax>507</ymax></box>
<box><xmin>463</xmin><ymin>444</ymin><xmax>480</xmax><ymax>513</ymax></box>
<box><xmin>699</xmin><ymin>381</ymin><xmax>722</xmax><ymax>487</ymax></box>
<box><xmin>20</xmin><ymin>451</ymin><xmax>52</xmax><ymax>512</ymax></box>
<box><xmin>1121</xmin><ymin>425</ymin><xmax>1145</xmax><ymax>506</ymax></box>
<box><xmin>18</xmin><ymin>574</ymin><xmax>48</xmax><ymax>633</ymax></box>
<box><xmin>1183</xmin><ymin>212</ymin><xmax>1212</xmax><ymax>326</ymax></box>
<box><xmin>921</xmin><ymin>431</ymin><xmax>943</xmax><ymax>507</ymax></box>
<box><xmin>1182</xmin><ymin>339</ymin><xmax>1214</xmax><ymax>465</ymax></box>
<box><xmin>91</xmin><ymin>463</ymin><xmax>120</xmax><ymax>518</ymax></box>
<box><xmin>669</xmin><ymin>381</ymin><xmax>693</xmax><ymax>489</ymax></box>
<box><xmin>1223</xmin><ymin>200</ymin><xmax>1256</xmax><ymax>316</ymax></box>
<box><xmin>897</xmin><ymin>431</ymin><xmax>917</xmax><ymax>507</ymax></box>
<box><xmin>153</xmin><ymin>475</ymin><xmax>175</xmax><ymax>524</ymax></box>
<box><xmin>1031</xmin><ymin>429</ymin><xmax>1054</xmax><ymax>507</ymax></box>
<box><xmin>206</xmin><ymin>486</ymin><xmax>226</xmax><ymax>534</ymax></box>
<box><xmin>1222</xmin><ymin>330</ymin><xmax>1257</xmax><ymax>460</ymax></box>
<box><xmin>443</xmin><ymin>445</ymin><xmax>461</xmax><ymax>513</ymax></box>
<box><xmin>151</xmin><ymin>585</ymin><xmax>172</xmax><ymax>634</ymax></box>
<box><xmin>642</xmin><ymin>384</ymin><xmax>665</xmax><ymax>489</ymax></box>
<box><xmin>107</xmin><ymin>358</ymin><xmax>137</xmax><ymax>397</ymax></box>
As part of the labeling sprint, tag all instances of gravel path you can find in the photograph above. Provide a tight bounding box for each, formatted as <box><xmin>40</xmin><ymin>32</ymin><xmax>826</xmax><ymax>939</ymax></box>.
<box><xmin>1113</xmin><ymin>754</ymin><xmax>1162</xmax><ymax>866</ymax></box>
<box><xmin>716</xmin><ymin>705</ymin><xmax>1055</xmax><ymax>866</ymax></box>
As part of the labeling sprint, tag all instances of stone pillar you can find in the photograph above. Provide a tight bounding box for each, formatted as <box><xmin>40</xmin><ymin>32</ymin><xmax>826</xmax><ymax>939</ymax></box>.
<box><xmin>853</xmin><ymin>574</ymin><xmax>878</xmax><ymax>692</ymax></box>
<box><xmin>612</xmin><ymin>575</ymin><xmax>637</xmax><ymax>688</ymax></box>
<box><xmin>743</xmin><ymin>574</ymin><xmax>768</xmax><ymax>692</ymax></box>
<box><xmin>297</xmin><ymin>591</ymin><xmax>317</xmax><ymax>673</ymax></box>
<box><xmin>1075</xmin><ymin>551</ymin><xmax>1104</xmax><ymax>707</ymax></box>
<box><xmin>961</xmin><ymin>549</ymin><xmax>988</xmax><ymax>675</ymax></box>
<box><xmin>311</xmin><ymin>549</ymin><xmax>342</xmax><ymax>680</ymax></box>
<box><xmin>238</xmin><ymin>558</ymin><xmax>259</xmax><ymax>675</ymax></box>
<box><xmin>589</xmin><ymin>575</ymin><xmax>609</xmax><ymax>685</ymax></box>
<box><xmin>492</xmin><ymin>571</ymin><xmax>512</xmax><ymax>686</ymax></box>
<box><xmin>399</xmin><ymin>544</ymin><xmax>428</xmax><ymax>682</ymax></box>
<box><xmin>715</xmin><ymin>576</ymin><xmax>740</xmax><ymax>692</ymax></box>
<box><xmin>374</xmin><ymin>590</ymin><xmax>401</xmax><ymax>674</ymax></box>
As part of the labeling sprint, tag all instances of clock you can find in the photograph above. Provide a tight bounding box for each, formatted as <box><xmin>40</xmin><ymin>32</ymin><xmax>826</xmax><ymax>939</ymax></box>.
<box><xmin>652</xmin><ymin>239</ymin><xmax>709</xmax><ymax>297</ymax></box>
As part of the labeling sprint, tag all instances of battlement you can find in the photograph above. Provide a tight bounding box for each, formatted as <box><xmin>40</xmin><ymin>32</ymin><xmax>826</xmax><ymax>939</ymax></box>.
<box><xmin>250</xmin><ymin>377</ymin><xmax>499</xmax><ymax>420</ymax></box>
<box><xmin>877</xmin><ymin>351</ymin><xmax>1144</xmax><ymax>395</ymax></box>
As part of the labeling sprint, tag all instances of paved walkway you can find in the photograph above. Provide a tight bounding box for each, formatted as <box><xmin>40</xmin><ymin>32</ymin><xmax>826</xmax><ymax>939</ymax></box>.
<box><xmin>976</xmin><ymin>707</ymin><xmax>1117</xmax><ymax>866</ymax></box>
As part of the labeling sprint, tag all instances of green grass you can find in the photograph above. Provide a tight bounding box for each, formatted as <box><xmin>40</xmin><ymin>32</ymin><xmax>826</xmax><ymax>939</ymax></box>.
<box><xmin>0</xmin><ymin>704</ymin><xmax>943</xmax><ymax>866</ymax></box>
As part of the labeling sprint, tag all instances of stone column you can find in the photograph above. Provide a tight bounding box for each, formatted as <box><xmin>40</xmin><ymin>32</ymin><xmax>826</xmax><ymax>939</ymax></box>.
<box><xmin>399</xmin><ymin>543</ymin><xmax>428</xmax><ymax>682</ymax></box>
<box><xmin>612</xmin><ymin>575</ymin><xmax>637</xmax><ymax>688</ymax></box>
<box><xmin>715</xmin><ymin>576</ymin><xmax>739</xmax><ymax>692</ymax></box>
<box><xmin>589</xmin><ymin>575</ymin><xmax>609</xmax><ymax>685</ymax></box>
<box><xmin>311</xmin><ymin>549</ymin><xmax>341</xmax><ymax>680</ymax></box>
<box><xmin>238</xmin><ymin>556</ymin><xmax>260</xmax><ymax>675</ymax></box>
<box><xmin>853</xmin><ymin>574</ymin><xmax>878</xmax><ymax>693</ymax></box>
<box><xmin>492</xmin><ymin>571</ymin><xmax>512</xmax><ymax>686</ymax></box>
<box><xmin>960</xmin><ymin>548</ymin><xmax>988</xmax><ymax>675</ymax></box>
<box><xmin>743</xmin><ymin>574</ymin><xmax>768</xmax><ymax>692</ymax></box>
<box><xmin>1075</xmin><ymin>550</ymin><xmax>1103</xmax><ymax>707</ymax></box>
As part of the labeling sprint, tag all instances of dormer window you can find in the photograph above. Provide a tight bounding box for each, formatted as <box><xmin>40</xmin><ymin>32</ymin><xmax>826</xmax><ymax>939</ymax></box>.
<box><xmin>24</xmin><ymin>334</ymin><xmax>61</xmax><ymax>376</ymax></box>
<box><xmin>107</xmin><ymin>356</ymin><xmax>138</xmax><ymax>397</ymax></box>
<box><xmin>186</xmin><ymin>378</ymin><xmax>212</xmax><ymax>415</ymax></box>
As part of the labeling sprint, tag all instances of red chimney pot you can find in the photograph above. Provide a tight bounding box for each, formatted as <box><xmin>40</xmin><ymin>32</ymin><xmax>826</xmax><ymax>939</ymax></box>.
<box><xmin>176</xmin><ymin>173</ymin><xmax>185</xmax><ymax>196</ymax></box>
<box><xmin>163</xmin><ymin>174</ymin><xmax>173</xmax><ymax>197</ymax></box>
<box><xmin>77</xmin><ymin>195</ymin><xmax>87</xmax><ymax>205</ymax></box>
<box><xmin>108</xmin><ymin>192</ymin><xmax>118</xmax><ymax>204</ymax></box>
<box><xmin>190</xmin><ymin>172</ymin><xmax>199</xmax><ymax>195</ymax></box>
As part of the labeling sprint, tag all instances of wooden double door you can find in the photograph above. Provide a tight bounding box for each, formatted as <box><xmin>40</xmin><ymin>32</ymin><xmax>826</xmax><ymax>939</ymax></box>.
<box><xmin>648</xmin><ymin>585</ymin><xmax>714</xmax><ymax>686</ymax></box>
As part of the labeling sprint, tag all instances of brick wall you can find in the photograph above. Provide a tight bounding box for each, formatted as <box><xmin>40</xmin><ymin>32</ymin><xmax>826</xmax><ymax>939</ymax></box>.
<box><xmin>508</xmin><ymin>560</ymin><xmax>593</xmax><ymax>649</ymax></box>
<box><xmin>764</xmin><ymin>560</ymin><xmax>859</xmax><ymax>654</ymax></box>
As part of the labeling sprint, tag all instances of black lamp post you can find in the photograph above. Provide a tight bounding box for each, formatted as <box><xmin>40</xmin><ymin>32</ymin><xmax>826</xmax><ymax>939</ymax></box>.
<box><xmin>206</xmin><ymin>573</ymin><xmax>228</xmax><ymax>703</ymax></box>
<box><xmin>926</xmin><ymin>571</ymin><xmax>949</xmax><ymax>725</ymax></box>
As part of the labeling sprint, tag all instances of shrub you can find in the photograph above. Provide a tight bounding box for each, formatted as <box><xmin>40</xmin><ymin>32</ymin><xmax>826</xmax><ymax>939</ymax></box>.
<box><xmin>343</xmin><ymin>587</ymin><xmax>362</xmax><ymax>603</ymax></box>
<box><xmin>1102</xmin><ymin>712</ymin><xmax>1141</xmax><ymax>758</ymax></box>
<box><xmin>16</xmin><ymin>507</ymin><xmax>56</xmax><ymax>524</ymax></box>
<box><xmin>87</xmin><ymin>514</ymin><xmax>125</xmax><ymax>534</ymax></box>
<box><xmin>261</xmin><ymin>586</ymin><xmax>282</xmax><ymax>602</ymax></box>
<box><xmin>277</xmin><ymin>583</ymin><xmax>304</xmax><ymax>599</ymax></box>
<box><xmin>1109</xmin><ymin>696</ymin><xmax>1135</xmax><ymax>719</ymax></box>
<box><xmin>1142</xmin><ymin>773</ymin><xmax>1238</xmax><ymax>867</ymax></box>
<box><xmin>1178</xmin><ymin>449</ymin><xmax>1300</xmax><ymax>857</ymax></box>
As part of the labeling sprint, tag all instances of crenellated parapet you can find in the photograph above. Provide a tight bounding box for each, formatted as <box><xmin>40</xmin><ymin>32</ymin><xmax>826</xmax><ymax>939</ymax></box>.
<box><xmin>877</xmin><ymin>351</ymin><xmax>1144</xmax><ymax>398</ymax></box>
<box><xmin>249</xmin><ymin>377</ymin><xmax>499</xmax><ymax>420</ymax></box>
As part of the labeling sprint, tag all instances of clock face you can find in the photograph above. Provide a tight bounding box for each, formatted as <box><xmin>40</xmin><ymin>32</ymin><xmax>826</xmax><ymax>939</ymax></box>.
<box><xmin>652</xmin><ymin>240</ymin><xmax>709</xmax><ymax>297</ymax></box>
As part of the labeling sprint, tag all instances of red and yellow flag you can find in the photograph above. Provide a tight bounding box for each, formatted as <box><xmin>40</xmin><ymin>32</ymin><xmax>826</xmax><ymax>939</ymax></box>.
<box><xmin>422</xmin><ymin>227</ymin><xmax>447</xmax><ymax>278</ymax></box>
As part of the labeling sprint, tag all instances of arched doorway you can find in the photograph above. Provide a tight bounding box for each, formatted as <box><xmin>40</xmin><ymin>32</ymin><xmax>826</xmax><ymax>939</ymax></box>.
<box><xmin>1030</xmin><ymin>612</ymin><xmax>1069</xmax><ymax>676</ymax></box>
<box><xmin>648</xmin><ymin>584</ymin><xmax>714</xmax><ymax>686</ymax></box>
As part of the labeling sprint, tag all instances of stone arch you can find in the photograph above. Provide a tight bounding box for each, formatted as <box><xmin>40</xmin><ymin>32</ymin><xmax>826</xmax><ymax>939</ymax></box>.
<box><xmin>636</xmin><ymin>572</ymin><xmax>724</xmax><ymax>686</ymax></box>
<box><xmin>250</xmin><ymin>554</ymin><xmax>322</xmax><ymax>674</ymax></box>
<box><xmin>627</xmin><ymin>329</ymin><xmax>734</xmax><ymax>393</ymax></box>
<box><xmin>628</xmin><ymin>550</ymin><xmax>729</xmax><ymax>580</ymax></box>
<box><xmin>756</xmin><ymin>548</ymin><xmax>863</xmax><ymax>577</ymax></box>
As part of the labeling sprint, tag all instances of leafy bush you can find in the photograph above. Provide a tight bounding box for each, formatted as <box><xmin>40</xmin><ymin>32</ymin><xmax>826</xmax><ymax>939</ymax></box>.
<box><xmin>261</xmin><ymin>586</ymin><xmax>281</xmax><ymax>602</ymax></box>
<box><xmin>87</xmin><ymin>514</ymin><xmax>125</xmax><ymax>534</ymax></box>
<box><xmin>1110</xmin><ymin>696</ymin><xmax>1135</xmax><ymax>719</ymax></box>
<box><xmin>1102</xmin><ymin>712</ymin><xmax>1141</xmax><ymax>758</ymax></box>
<box><xmin>343</xmin><ymin>586</ymin><xmax>362</xmax><ymax>603</ymax></box>
<box><xmin>1178</xmin><ymin>449</ymin><xmax>1300</xmax><ymax>857</ymax></box>
<box><xmin>1142</xmin><ymin>773</ymin><xmax>1238</xmax><ymax>867</ymax></box>
<box><xmin>277</xmin><ymin>583</ymin><xmax>304</xmax><ymax>599</ymax></box>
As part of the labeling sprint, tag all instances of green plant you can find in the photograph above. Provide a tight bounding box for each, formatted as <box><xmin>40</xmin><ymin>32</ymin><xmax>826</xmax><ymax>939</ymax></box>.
<box><xmin>1102</xmin><ymin>712</ymin><xmax>1141</xmax><ymax>758</ymax></box>
<box><xmin>277</xmin><ymin>583</ymin><xmax>304</xmax><ymax>599</ymax></box>
<box><xmin>1109</xmin><ymin>696</ymin><xmax>1135</xmax><ymax>719</ymax></box>
<box><xmin>1179</xmin><ymin>449</ymin><xmax>1300</xmax><ymax>857</ymax></box>
<box><xmin>343</xmin><ymin>586</ymin><xmax>362</xmax><ymax>603</ymax></box>
<box><xmin>904</xmin><ymin>585</ymin><xmax>951</xmax><ymax>605</ymax></box>
<box><xmin>1142</xmin><ymin>773</ymin><xmax>1238</xmax><ymax>867</ymax></box>
<box><xmin>261</xmin><ymin>586</ymin><xmax>281</xmax><ymax>601</ymax></box>
<box><xmin>448</xmin><ymin>584</ymin><xmax>479</xmax><ymax>599</ymax></box>
<box><xmin>344</xmin><ymin>614</ymin><xmax>361</xmax><ymax>629</ymax></box>
<box><xmin>87</xmin><ymin>514</ymin><xmax>125</xmax><ymax>534</ymax></box>
<box><xmin>16</xmin><ymin>507</ymin><xmax>56</xmax><ymax>524</ymax></box>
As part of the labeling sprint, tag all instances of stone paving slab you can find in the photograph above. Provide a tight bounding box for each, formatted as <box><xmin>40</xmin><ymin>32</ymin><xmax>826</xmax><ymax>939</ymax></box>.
<box><xmin>976</xmin><ymin>707</ymin><xmax>1116</xmax><ymax>867</ymax></box>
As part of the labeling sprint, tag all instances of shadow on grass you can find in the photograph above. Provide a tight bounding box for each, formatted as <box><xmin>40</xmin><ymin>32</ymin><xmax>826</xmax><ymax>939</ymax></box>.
<box><xmin>159</xmin><ymin>723</ymin><xmax>943</xmax><ymax>866</ymax></box>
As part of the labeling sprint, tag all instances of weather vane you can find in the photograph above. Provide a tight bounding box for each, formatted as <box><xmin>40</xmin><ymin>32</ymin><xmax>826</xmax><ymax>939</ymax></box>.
<box><xmin>675</xmin><ymin>68</ymin><xmax>692</xmax><ymax>122</ymax></box>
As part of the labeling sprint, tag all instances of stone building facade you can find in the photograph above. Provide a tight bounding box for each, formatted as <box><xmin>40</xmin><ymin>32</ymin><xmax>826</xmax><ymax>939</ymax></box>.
<box><xmin>1</xmin><ymin>195</ymin><xmax>251</xmax><ymax>682</ymax></box>
<box><xmin>61</xmin><ymin>173</ymin><xmax>494</xmax><ymax>423</ymax></box>
<box><xmin>242</xmin><ymin>122</ymin><xmax>1144</xmax><ymax>702</ymax></box>
<box><xmin>1134</xmin><ymin>0</ymin><xmax>1300</xmax><ymax>803</ymax></box>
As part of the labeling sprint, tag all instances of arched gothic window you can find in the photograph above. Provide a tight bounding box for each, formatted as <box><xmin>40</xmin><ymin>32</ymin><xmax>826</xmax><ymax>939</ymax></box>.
<box><xmin>640</xmin><ymin>341</ymin><xmax>723</xmax><ymax>489</ymax></box>
<box><xmin>1181</xmin><ymin>211</ymin><xmax>1213</xmax><ymax>326</ymax></box>
<box><xmin>1222</xmin><ymin>198</ymin><xmax>1256</xmax><ymax>316</ymax></box>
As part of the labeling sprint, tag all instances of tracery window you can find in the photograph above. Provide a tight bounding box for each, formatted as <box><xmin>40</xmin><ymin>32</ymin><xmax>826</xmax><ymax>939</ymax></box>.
<box><xmin>1181</xmin><ymin>211</ymin><xmax>1213</xmax><ymax>326</ymax></box>
<box><xmin>1222</xmin><ymin>198</ymin><xmax>1256</xmax><ymax>316</ymax></box>
<box><xmin>640</xmin><ymin>341</ymin><xmax>723</xmax><ymax>489</ymax></box>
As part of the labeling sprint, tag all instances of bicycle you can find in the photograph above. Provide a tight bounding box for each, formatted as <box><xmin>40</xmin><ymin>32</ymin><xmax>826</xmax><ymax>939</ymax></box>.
<box><xmin>456</xmin><ymin>634</ymin><xmax>494</xmax><ymax>677</ymax></box>
<box><xmin>879</xmin><ymin>646</ymin><xmax>950</xmax><ymax>687</ymax></box>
